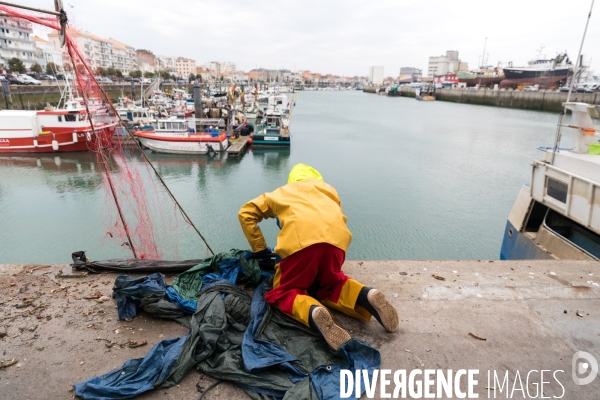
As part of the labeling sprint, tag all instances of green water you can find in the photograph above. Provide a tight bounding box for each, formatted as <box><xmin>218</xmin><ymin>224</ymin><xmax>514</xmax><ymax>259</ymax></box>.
<box><xmin>0</xmin><ymin>91</ymin><xmax>566</xmax><ymax>264</ymax></box>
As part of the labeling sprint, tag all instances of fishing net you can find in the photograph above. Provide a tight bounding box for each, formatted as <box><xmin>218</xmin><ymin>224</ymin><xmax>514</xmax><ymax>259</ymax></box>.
<box><xmin>0</xmin><ymin>5</ymin><xmax>210</xmax><ymax>259</ymax></box>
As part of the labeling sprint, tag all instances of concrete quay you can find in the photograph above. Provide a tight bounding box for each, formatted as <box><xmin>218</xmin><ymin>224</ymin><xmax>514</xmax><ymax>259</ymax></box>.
<box><xmin>366</xmin><ymin>86</ymin><xmax>600</xmax><ymax>113</ymax></box>
<box><xmin>1</xmin><ymin>259</ymin><xmax>599</xmax><ymax>399</ymax></box>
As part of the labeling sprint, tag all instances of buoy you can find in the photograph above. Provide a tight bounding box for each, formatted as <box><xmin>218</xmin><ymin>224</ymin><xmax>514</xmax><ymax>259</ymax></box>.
<box><xmin>248</xmin><ymin>137</ymin><xmax>253</xmax><ymax>145</ymax></box>
<box><xmin>51</xmin><ymin>140</ymin><xmax>59</xmax><ymax>151</ymax></box>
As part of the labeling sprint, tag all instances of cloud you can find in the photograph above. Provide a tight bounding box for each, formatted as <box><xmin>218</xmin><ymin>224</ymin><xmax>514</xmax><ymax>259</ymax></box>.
<box><xmin>24</xmin><ymin>0</ymin><xmax>600</xmax><ymax>77</ymax></box>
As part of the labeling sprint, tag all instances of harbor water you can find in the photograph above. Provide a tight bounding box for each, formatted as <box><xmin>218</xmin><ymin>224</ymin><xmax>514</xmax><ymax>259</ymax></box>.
<box><xmin>0</xmin><ymin>91</ymin><xmax>568</xmax><ymax>264</ymax></box>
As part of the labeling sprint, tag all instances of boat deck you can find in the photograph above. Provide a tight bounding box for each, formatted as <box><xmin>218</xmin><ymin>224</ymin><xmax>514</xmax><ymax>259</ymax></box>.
<box><xmin>1</xmin><ymin>259</ymin><xmax>599</xmax><ymax>399</ymax></box>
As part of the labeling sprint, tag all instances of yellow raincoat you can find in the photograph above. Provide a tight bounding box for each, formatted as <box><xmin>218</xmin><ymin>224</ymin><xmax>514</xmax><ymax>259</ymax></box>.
<box><xmin>238</xmin><ymin>178</ymin><xmax>352</xmax><ymax>259</ymax></box>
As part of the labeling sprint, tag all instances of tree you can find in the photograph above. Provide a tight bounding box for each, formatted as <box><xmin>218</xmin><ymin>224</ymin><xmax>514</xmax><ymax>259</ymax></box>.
<box><xmin>8</xmin><ymin>57</ymin><xmax>25</xmax><ymax>73</ymax></box>
<box><xmin>106</xmin><ymin>66</ymin><xmax>116</xmax><ymax>77</ymax></box>
<box><xmin>143</xmin><ymin>71</ymin><xmax>154</xmax><ymax>78</ymax></box>
<box><xmin>30</xmin><ymin>62</ymin><xmax>43</xmax><ymax>74</ymax></box>
<box><xmin>188</xmin><ymin>73</ymin><xmax>195</xmax><ymax>82</ymax></box>
<box><xmin>95</xmin><ymin>67</ymin><xmax>106</xmax><ymax>77</ymax></box>
<box><xmin>160</xmin><ymin>71</ymin><xmax>171</xmax><ymax>79</ymax></box>
<box><xmin>115</xmin><ymin>69</ymin><xmax>123</xmax><ymax>78</ymax></box>
<box><xmin>197</xmin><ymin>74</ymin><xmax>202</xmax><ymax>83</ymax></box>
<box><xmin>129</xmin><ymin>70</ymin><xmax>142</xmax><ymax>78</ymax></box>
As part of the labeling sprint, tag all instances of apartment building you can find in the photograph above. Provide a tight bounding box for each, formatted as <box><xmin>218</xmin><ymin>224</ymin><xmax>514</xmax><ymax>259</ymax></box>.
<box><xmin>0</xmin><ymin>15</ymin><xmax>37</xmax><ymax>68</ymax></box>
<box><xmin>156</xmin><ymin>55</ymin><xmax>176</xmax><ymax>74</ymax></box>
<box><xmin>175</xmin><ymin>57</ymin><xmax>196</xmax><ymax>77</ymax></box>
<box><xmin>33</xmin><ymin>36</ymin><xmax>63</xmax><ymax>69</ymax></box>
<box><xmin>48</xmin><ymin>28</ymin><xmax>137</xmax><ymax>74</ymax></box>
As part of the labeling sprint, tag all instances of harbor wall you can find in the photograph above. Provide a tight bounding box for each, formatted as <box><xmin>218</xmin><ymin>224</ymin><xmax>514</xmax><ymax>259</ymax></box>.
<box><xmin>397</xmin><ymin>86</ymin><xmax>599</xmax><ymax>112</ymax></box>
<box><xmin>0</xmin><ymin>83</ymin><xmax>185</xmax><ymax>110</ymax></box>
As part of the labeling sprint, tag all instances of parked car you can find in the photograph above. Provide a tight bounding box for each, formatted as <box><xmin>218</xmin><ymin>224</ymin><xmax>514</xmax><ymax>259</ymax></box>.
<box><xmin>163</xmin><ymin>79</ymin><xmax>173</xmax><ymax>83</ymax></box>
<box><xmin>558</xmin><ymin>86</ymin><xmax>570</xmax><ymax>92</ymax></box>
<box><xmin>19</xmin><ymin>75</ymin><xmax>42</xmax><ymax>85</ymax></box>
<box><xmin>522</xmin><ymin>86</ymin><xmax>538</xmax><ymax>92</ymax></box>
<box><xmin>576</xmin><ymin>85</ymin><xmax>594</xmax><ymax>93</ymax></box>
<box><xmin>176</xmin><ymin>79</ymin><xmax>185</xmax><ymax>84</ymax></box>
<box><xmin>141</xmin><ymin>78</ymin><xmax>151</xmax><ymax>84</ymax></box>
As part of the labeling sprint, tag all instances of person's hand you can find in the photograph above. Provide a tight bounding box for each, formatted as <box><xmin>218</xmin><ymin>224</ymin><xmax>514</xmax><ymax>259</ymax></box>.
<box><xmin>243</xmin><ymin>247</ymin><xmax>273</xmax><ymax>260</ymax></box>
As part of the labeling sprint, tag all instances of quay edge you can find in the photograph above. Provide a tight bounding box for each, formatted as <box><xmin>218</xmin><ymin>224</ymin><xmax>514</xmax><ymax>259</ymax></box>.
<box><xmin>366</xmin><ymin>85</ymin><xmax>600</xmax><ymax>113</ymax></box>
<box><xmin>1</xmin><ymin>259</ymin><xmax>599</xmax><ymax>399</ymax></box>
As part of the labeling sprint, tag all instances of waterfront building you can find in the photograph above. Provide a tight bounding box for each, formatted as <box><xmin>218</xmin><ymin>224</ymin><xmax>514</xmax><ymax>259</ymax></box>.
<box><xmin>427</xmin><ymin>50</ymin><xmax>461</xmax><ymax>77</ymax></box>
<box><xmin>33</xmin><ymin>36</ymin><xmax>63</xmax><ymax>69</ymax></box>
<box><xmin>399</xmin><ymin>67</ymin><xmax>422</xmax><ymax>83</ymax></box>
<box><xmin>0</xmin><ymin>14</ymin><xmax>37</xmax><ymax>69</ymax></box>
<box><xmin>49</xmin><ymin>28</ymin><xmax>137</xmax><ymax>74</ymax></box>
<box><xmin>369</xmin><ymin>66</ymin><xmax>384</xmax><ymax>85</ymax></box>
<box><xmin>175</xmin><ymin>57</ymin><xmax>196</xmax><ymax>78</ymax></box>
<box><xmin>109</xmin><ymin>39</ymin><xmax>137</xmax><ymax>74</ymax></box>
<box><xmin>156</xmin><ymin>55</ymin><xmax>177</xmax><ymax>74</ymax></box>
<box><xmin>136</xmin><ymin>49</ymin><xmax>156</xmax><ymax>73</ymax></box>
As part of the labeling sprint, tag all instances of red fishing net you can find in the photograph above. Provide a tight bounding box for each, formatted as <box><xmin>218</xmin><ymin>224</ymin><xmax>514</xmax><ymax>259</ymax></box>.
<box><xmin>0</xmin><ymin>5</ymin><xmax>205</xmax><ymax>259</ymax></box>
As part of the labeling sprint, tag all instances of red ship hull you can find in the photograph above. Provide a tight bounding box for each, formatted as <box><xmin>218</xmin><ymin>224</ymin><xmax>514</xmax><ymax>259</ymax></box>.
<box><xmin>0</xmin><ymin>124</ymin><xmax>117</xmax><ymax>153</ymax></box>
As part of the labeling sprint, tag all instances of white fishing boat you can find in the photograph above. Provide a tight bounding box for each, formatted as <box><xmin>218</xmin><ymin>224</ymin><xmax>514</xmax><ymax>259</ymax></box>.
<box><xmin>501</xmin><ymin>102</ymin><xmax>600</xmax><ymax>260</ymax></box>
<box><xmin>133</xmin><ymin>116</ymin><xmax>229</xmax><ymax>155</ymax></box>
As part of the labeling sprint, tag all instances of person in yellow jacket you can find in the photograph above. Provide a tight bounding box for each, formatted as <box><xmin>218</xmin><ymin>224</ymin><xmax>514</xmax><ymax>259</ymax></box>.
<box><xmin>239</xmin><ymin>164</ymin><xmax>398</xmax><ymax>350</ymax></box>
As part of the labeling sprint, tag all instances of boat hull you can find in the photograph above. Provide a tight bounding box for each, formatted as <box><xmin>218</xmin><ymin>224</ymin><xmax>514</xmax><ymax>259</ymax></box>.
<box><xmin>135</xmin><ymin>132</ymin><xmax>229</xmax><ymax>155</ymax></box>
<box><xmin>500</xmin><ymin>68</ymin><xmax>570</xmax><ymax>87</ymax></box>
<box><xmin>0</xmin><ymin>125</ymin><xmax>117</xmax><ymax>153</ymax></box>
<box><xmin>251</xmin><ymin>134</ymin><xmax>290</xmax><ymax>148</ymax></box>
<box><xmin>416</xmin><ymin>95</ymin><xmax>435</xmax><ymax>101</ymax></box>
<box><xmin>499</xmin><ymin>220</ymin><xmax>554</xmax><ymax>260</ymax></box>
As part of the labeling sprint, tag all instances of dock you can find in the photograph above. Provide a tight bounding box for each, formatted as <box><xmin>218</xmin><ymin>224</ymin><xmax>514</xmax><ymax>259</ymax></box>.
<box><xmin>226</xmin><ymin>135</ymin><xmax>249</xmax><ymax>156</ymax></box>
<box><xmin>1</xmin><ymin>259</ymin><xmax>598</xmax><ymax>399</ymax></box>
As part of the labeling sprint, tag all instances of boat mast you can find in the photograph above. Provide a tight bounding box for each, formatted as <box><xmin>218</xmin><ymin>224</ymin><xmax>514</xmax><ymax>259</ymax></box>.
<box><xmin>551</xmin><ymin>0</ymin><xmax>595</xmax><ymax>165</ymax></box>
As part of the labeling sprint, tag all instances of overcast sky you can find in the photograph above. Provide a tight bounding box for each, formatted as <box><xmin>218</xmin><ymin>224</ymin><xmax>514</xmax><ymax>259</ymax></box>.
<box><xmin>25</xmin><ymin>0</ymin><xmax>600</xmax><ymax>77</ymax></box>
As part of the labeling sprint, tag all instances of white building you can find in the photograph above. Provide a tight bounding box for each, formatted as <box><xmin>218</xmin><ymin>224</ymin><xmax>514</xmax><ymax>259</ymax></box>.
<box><xmin>175</xmin><ymin>57</ymin><xmax>196</xmax><ymax>78</ymax></box>
<box><xmin>427</xmin><ymin>50</ymin><xmax>461</xmax><ymax>77</ymax></box>
<box><xmin>368</xmin><ymin>66</ymin><xmax>384</xmax><ymax>85</ymax></box>
<box><xmin>156</xmin><ymin>55</ymin><xmax>176</xmax><ymax>74</ymax></box>
<box><xmin>48</xmin><ymin>28</ymin><xmax>137</xmax><ymax>74</ymax></box>
<box><xmin>33</xmin><ymin>36</ymin><xmax>63</xmax><ymax>69</ymax></box>
<box><xmin>220</xmin><ymin>61</ymin><xmax>236</xmax><ymax>73</ymax></box>
<box><xmin>0</xmin><ymin>15</ymin><xmax>37</xmax><ymax>69</ymax></box>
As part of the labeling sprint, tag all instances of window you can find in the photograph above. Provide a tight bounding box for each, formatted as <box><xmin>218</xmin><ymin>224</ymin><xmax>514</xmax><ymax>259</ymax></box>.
<box><xmin>79</xmin><ymin>114</ymin><xmax>87</xmax><ymax>121</ymax></box>
<box><xmin>58</xmin><ymin>116</ymin><xmax>62</xmax><ymax>122</ymax></box>
<box><xmin>547</xmin><ymin>177</ymin><xmax>568</xmax><ymax>203</ymax></box>
<box><xmin>64</xmin><ymin>114</ymin><xmax>76</xmax><ymax>122</ymax></box>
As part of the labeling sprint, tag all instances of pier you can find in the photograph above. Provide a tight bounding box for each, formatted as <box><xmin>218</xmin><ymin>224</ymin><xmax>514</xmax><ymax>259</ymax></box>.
<box><xmin>226</xmin><ymin>135</ymin><xmax>249</xmax><ymax>156</ymax></box>
<box><xmin>1</xmin><ymin>259</ymin><xmax>598</xmax><ymax>398</ymax></box>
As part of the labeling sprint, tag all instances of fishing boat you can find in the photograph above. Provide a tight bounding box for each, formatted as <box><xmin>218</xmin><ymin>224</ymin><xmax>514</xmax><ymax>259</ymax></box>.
<box><xmin>133</xmin><ymin>116</ymin><xmax>229</xmax><ymax>155</ymax></box>
<box><xmin>500</xmin><ymin>102</ymin><xmax>600</xmax><ymax>260</ymax></box>
<box><xmin>0</xmin><ymin>99</ymin><xmax>118</xmax><ymax>153</ymax></box>
<box><xmin>251</xmin><ymin>98</ymin><xmax>291</xmax><ymax>148</ymax></box>
<box><xmin>415</xmin><ymin>84</ymin><xmax>435</xmax><ymax>101</ymax></box>
<box><xmin>500</xmin><ymin>52</ymin><xmax>573</xmax><ymax>88</ymax></box>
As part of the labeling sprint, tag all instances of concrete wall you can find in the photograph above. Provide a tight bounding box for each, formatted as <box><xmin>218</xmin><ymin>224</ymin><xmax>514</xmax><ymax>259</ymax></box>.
<box><xmin>0</xmin><ymin>83</ymin><xmax>191</xmax><ymax>110</ymax></box>
<box><xmin>398</xmin><ymin>87</ymin><xmax>600</xmax><ymax>112</ymax></box>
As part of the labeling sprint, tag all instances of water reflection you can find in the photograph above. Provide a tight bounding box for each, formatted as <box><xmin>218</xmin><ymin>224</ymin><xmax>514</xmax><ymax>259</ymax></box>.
<box><xmin>0</xmin><ymin>153</ymin><xmax>103</xmax><ymax>193</ymax></box>
<box><xmin>251</xmin><ymin>148</ymin><xmax>291</xmax><ymax>171</ymax></box>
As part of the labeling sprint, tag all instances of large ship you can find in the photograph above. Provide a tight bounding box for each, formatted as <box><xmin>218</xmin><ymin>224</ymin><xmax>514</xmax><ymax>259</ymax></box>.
<box><xmin>500</xmin><ymin>52</ymin><xmax>573</xmax><ymax>88</ymax></box>
<box><xmin>500</xmin><ymin>102</ymin><xmax>600</xmax><ymax>260</ymax></box>
<box><xmin>457</xmin><ymin>70</ymin><xmax>504</xmax><ymax>87</ymax></box>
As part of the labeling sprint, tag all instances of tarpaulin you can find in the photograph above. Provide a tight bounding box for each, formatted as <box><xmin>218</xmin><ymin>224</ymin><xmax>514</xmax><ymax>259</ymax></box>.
<box><xmin>75</xmin><ymin>252</ymin><xmax>381</xmax><ymax>400</ymax></box>
<box><xmin>73</xmin><ymin>336</ymin><xmax>187</xmax><ymax>400</ymax></box>
<box><xmin>72</xmin><ymin>251</ymin><xmax>203</xmax><ymax>273</ymax></box>
<box><xmin>172</xmin><ymin>249</ymin><xmax>263</xmax><ymax>300</ymax></box>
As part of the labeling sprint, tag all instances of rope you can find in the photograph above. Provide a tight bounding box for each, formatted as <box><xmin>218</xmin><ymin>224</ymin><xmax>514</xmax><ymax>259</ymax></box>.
<box><xmin>67</xmin><ymin>35</ymin><xmax>215</xmax><ymax>256</ymax></box>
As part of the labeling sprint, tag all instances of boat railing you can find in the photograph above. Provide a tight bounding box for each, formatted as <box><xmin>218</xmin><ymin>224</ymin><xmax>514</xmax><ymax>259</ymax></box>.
<box><xmin>530</xmin><ymin>160</ymin><xmax>600</xmax><ymax>236</ymax></box>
